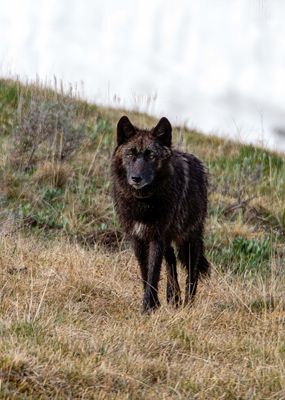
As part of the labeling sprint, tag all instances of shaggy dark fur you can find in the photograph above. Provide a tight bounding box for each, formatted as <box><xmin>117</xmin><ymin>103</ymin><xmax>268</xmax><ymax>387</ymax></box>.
<box><xmin>111</xmin><ymin>116</ymin><xmax>210</xmax><ymax>312</ymax></box>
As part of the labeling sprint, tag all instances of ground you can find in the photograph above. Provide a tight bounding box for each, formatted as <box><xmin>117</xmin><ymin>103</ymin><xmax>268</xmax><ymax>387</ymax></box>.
<box><xmin>0</xmin><ymin>79</ymin><xmax>285</xmax><ymax>399</ymax></box>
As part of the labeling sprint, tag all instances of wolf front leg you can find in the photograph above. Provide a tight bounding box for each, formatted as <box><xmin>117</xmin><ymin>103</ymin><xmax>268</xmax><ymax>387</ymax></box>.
<box><xmin>133</xmin><ymin>238</ymin><xmax>149</xmax><ymax>289</ymax></box>
<box><xmin>143</xmin><ymin>240</ymin><xmax>164</xmax><ymax>313</ymax></box>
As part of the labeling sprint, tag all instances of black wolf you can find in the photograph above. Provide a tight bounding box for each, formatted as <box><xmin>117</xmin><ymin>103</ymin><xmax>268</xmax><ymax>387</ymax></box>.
<box><xmin>111</xmin><ymin>116</ymin><xmax>210</xmax><ymax>312</ymax></box>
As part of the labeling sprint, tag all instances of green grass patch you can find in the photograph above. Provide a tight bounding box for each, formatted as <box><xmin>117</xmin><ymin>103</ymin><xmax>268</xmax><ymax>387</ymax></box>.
<box><xmin>1</xmin><ymin>78</ymin><xmax>284</xmax><ymax>271</ymax></box>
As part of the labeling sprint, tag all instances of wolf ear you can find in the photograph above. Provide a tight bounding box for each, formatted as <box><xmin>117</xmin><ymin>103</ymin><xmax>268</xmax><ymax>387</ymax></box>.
<box><xmin>117</xmin><ymin>116</ymin><xmax>136</xmax><ymax>145</ymax></box>
<box><xmin>152</xmin><ymin>117</ymin><xmax>172</xmax><ymax>147</ymax></box>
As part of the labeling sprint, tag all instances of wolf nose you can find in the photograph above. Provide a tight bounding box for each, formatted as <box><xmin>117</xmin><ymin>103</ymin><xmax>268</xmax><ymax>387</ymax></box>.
<box><xmin>131</xmin><ymin>176</ymin><xmax>142</xmax><ymax>184</ymax></box>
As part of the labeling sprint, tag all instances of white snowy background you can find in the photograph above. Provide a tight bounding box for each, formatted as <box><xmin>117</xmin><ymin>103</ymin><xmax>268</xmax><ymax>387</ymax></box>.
<box><xmin>1</xmin><ymin>0</ymin><xmax>285</xmax><ymax>152</ymax></box>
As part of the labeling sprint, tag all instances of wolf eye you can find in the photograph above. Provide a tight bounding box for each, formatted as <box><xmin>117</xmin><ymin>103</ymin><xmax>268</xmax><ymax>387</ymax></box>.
<box><xmin>125</xmin><ymin>150</ymin><xmax>137</xmax><ymax>160</ymax></box>
<box><xmin>125</xmin><ymin>148</ymin><xmax>135</xmax><ymax>156</ymax></box>
<box><xmin>145</xmin><ymin>150</ymin><xmax>155</xmax><ymax>160</ymax></box>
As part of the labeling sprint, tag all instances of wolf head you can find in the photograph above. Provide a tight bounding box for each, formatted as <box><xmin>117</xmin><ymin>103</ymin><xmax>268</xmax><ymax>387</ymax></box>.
<box><xmin>116</xmin><ymin>116</ymin><xmax>172</xmax><ymax>193</ymax></box>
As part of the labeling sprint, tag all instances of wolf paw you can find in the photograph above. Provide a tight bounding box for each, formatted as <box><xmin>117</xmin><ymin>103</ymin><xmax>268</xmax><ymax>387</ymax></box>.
<box><xmin>143</xmin><ymin>294</ymin><xmax>160</xmax><ymax>313</ymax></box>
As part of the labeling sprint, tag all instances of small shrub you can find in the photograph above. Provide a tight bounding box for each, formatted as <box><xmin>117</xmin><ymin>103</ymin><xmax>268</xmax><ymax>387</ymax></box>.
<box><xmin>10</xmin><ymin>93</ymin><xmax>89</xmax><ymax>170</ymax></box>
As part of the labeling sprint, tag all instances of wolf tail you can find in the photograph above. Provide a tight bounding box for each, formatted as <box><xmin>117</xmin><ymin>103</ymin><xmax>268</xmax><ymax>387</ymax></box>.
<box><xmin>198</xmin><ymin>254</ymin><xmax>211</xmax><ymax>277</ymax></box>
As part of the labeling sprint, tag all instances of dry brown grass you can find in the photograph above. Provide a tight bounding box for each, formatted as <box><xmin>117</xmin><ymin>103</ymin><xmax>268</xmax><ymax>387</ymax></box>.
<box><xmin>1</xmin><ymin>234</ymin><xmax>285</xmax><ymax>399</ymax></box>
<box><xmin>32</xmin><ymin>161</ymin><xmax>74</xmax><ymax>188</ymax></box>
<box><xmin>1</xmin><ymin>78</ymin><xmax>285</xmax><ymax>399</ymax></box>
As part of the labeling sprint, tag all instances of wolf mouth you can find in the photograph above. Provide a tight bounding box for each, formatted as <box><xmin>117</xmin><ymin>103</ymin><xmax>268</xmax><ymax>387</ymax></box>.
<box><xmin>131</xmin><ymin>185</ymin><xmax>154</xmax><ymax>199</ymax></box>
<box><xmin>130</xmin><ymin>182</ymin><xmax>148</xmax><ymax>190</ymax></box>
<box><xmin>133</xmin><ymin>191</ymin><xmax>153</xmax><ymax>199</ymax></box>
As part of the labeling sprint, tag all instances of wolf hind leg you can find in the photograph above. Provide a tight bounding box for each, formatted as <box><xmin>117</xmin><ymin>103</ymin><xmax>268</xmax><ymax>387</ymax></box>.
<box><xmin>165</xmin><ymin>246</ymin><xmax>181</xmax><ymax>306</ymax></box>
<box><xmin>178</xmin><ymin>239</ymin><xmax>201</xmax><ymax>305</ymax></box>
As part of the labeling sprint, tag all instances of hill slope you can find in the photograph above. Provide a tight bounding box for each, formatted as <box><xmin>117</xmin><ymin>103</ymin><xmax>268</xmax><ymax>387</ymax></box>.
<box><xmin>0</xmin><ymin>79</ymin><xmax>285</xmax><ymax>399</ymax></box>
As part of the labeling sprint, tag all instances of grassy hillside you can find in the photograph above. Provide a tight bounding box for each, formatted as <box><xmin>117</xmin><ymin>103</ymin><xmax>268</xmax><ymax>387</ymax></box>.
<box><xmin>0</xmin><ymin>78</ymin><xmax>285</xmax><ymax>399</ymax></box>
